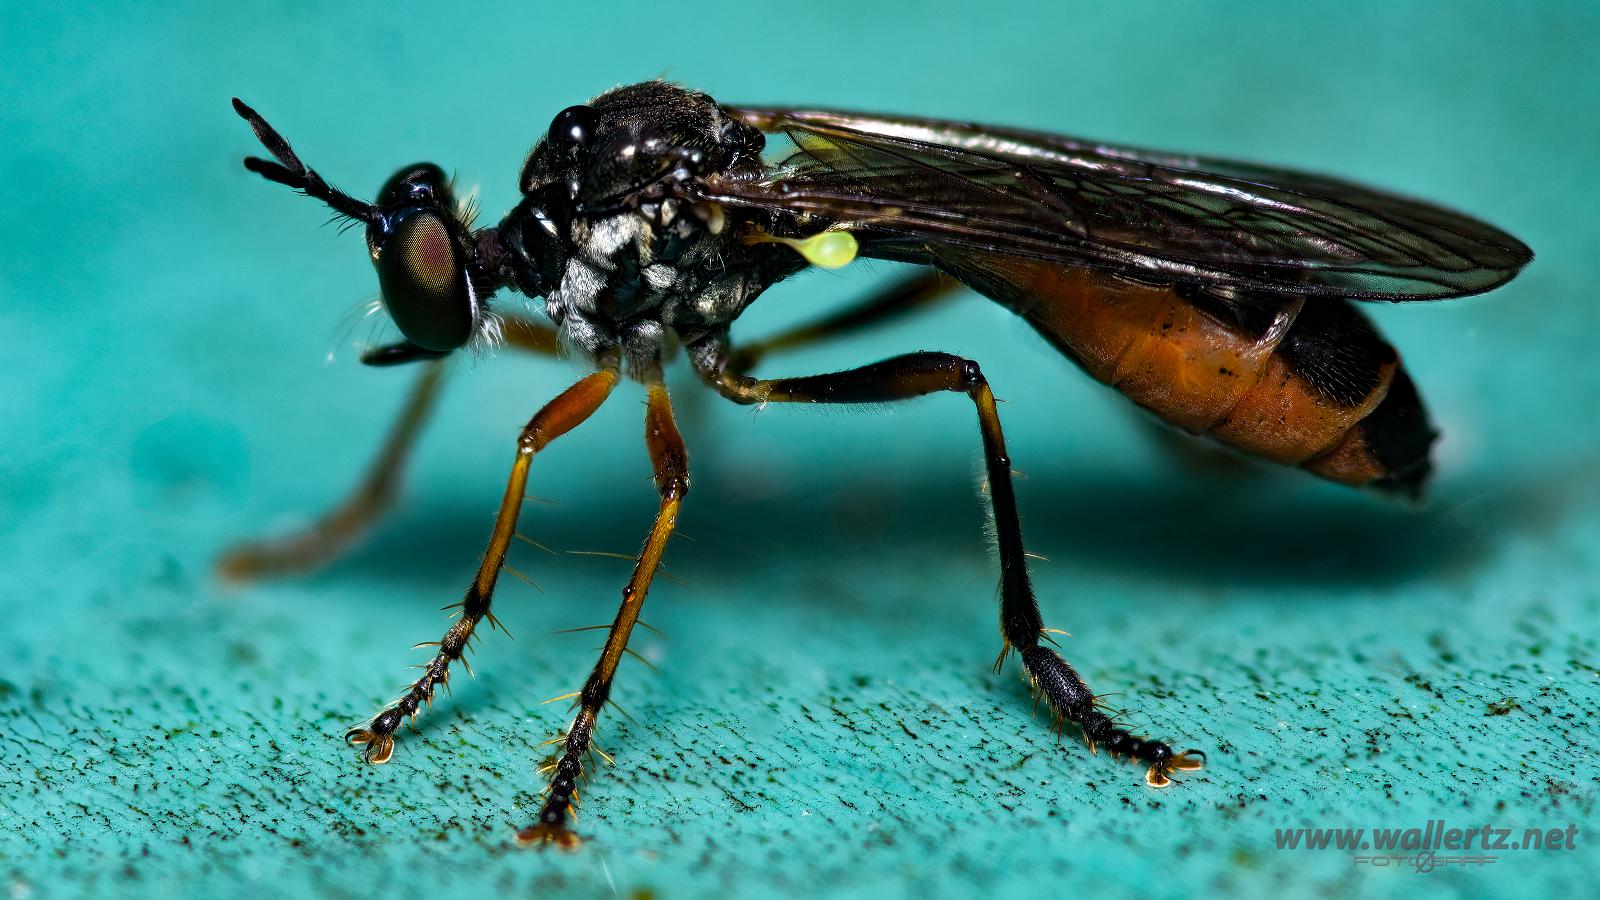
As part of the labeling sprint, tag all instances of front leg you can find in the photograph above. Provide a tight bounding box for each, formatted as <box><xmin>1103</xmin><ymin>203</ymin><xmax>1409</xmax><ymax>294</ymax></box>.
<box><xmin>692</xmin><ymin>337</ymin><xmax>1204</xmax><ymax>787</ymax></box>
<box><xmin>345</xmin><ymin>367</ymin><xmax>619</xmax><ymax>764</ymax></box>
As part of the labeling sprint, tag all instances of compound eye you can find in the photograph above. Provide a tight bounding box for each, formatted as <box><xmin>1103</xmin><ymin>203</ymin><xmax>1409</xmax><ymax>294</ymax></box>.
<box><xmin>373</xmin><ymin>209</ymin><xmax>474</xmax><ymax>351</ymax></box>
<box><xmin>548</xmin><ymin>105</ymin><xmax>597</xmax><ymax>154</ymax></box>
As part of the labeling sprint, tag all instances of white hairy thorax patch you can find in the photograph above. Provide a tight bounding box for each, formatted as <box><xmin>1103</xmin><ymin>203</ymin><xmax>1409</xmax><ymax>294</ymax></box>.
<box><xmin>539</xmin><ymin>207</ymin><xmax>758</xmax><ymax>369</ymax></box>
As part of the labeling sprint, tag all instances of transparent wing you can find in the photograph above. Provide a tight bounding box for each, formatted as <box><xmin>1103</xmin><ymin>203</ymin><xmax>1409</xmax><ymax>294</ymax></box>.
<box><xmin>688</xmin><ymin>106</ymin><xmax>1531</xmax><ymax>300</ymax></box>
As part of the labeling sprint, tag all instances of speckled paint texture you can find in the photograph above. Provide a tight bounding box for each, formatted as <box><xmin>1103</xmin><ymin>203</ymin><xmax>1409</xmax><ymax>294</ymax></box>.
<box><xmin>3</xmin><ymin>2</ymin><xmax>1597</xmax><ymax>898</ymax></box>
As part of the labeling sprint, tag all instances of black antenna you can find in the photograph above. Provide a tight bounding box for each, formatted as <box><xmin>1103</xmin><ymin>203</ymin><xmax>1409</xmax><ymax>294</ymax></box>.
<box><xmin>232</xmin><ymin>98</ymin><xmax>375</xmax><ymax>224</ymax></box>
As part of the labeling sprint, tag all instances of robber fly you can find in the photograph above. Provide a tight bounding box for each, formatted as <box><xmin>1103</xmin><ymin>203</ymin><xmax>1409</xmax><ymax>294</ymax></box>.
<box><xmin>226</xmin><ymin>81</ymin><xmax>1531</xmax><ymax>847</ymax></box>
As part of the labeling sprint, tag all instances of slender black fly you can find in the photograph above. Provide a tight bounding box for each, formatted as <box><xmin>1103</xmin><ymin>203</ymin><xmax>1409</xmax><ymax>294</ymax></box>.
<box><xmin>226</xmin><ymin>82</ymin><xmax>1531</xmax><ymax>847</ymax></box>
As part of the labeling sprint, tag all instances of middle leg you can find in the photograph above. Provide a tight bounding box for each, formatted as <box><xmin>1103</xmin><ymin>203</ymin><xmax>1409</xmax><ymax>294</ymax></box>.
<box><xmin>693</xmin><ymin>340</ymin><xmax>1204</xmax><ymax>787</ymax></box>
<box><xmin>517</xmin><ymin>380</ymin><xmax>689</xmax><ymax>848</ymax></box>
<box><xmin>727</xmin><ymin>269</ymin><xmax>959</xmax><ymax>373</ymax></box>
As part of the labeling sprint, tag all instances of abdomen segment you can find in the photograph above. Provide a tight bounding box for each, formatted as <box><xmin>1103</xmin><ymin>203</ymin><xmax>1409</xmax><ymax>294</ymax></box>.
<box><xmin>943</xmin><ymin>257</ymin><xmax>1437</xmax><ymax>496</ymax></box>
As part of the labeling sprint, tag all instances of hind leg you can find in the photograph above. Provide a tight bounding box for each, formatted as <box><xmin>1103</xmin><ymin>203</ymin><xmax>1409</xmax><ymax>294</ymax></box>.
<box><xmin>692</xmin><ymin>337</ymin><xmax>1205</xmax><ymax>786</ymax></box>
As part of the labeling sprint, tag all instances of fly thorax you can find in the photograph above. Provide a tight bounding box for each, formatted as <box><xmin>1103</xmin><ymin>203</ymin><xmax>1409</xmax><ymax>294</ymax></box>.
<box><xmin>548</xmin><ymin>205</ymin><xmax>734</xmax><ymax>362</ymax></box>
<box><xmin>546</xmin><ymin>211</ymin><xmax>659</xmax><ymax>356</ymax></box>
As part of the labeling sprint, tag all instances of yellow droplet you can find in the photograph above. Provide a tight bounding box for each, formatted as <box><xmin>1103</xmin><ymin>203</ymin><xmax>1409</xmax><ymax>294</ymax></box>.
<box><xmin>747</xmin><ymin>229</ymin><xmax>860</xmax><ymax>269</ymax></box>
<box><xmin>791</xmin><ymin>231</ymin><xmax>858</xmax><ymax>269</ymax></box>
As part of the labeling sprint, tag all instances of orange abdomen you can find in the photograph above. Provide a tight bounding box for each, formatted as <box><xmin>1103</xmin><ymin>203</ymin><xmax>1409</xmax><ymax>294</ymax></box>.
<box><xmin>946</xmin><ymin>258</ymin><xmax>1436</xmax><ymax>495</ymax></box>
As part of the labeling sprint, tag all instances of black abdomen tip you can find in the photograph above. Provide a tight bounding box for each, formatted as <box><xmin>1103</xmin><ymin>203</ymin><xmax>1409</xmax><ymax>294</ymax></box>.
<box><xmin>1362</xmin><ymin>369</ymin><xmax>1437</xmax><ymax>499</ymax></box>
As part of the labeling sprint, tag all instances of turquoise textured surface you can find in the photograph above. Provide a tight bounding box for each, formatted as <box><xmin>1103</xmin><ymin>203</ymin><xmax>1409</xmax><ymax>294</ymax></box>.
<box><xmin>3</xmin><ymin>2</ymin><xmax>1598</xmax><ymax>898</ymax></box>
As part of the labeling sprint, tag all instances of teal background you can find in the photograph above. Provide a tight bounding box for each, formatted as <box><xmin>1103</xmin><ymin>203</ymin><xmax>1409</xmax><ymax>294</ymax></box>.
<box><xmin>3</xmin><ymin>2</ymin><xmax>1597</xmax><ymax>898</ymax></box>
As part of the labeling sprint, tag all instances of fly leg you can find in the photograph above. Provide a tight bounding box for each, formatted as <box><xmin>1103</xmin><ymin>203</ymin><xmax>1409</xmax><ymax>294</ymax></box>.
<box><xmin>518</xmin><ymin>381</ymin><xmax>687</xmax><ymax>849</ymax></box>
<box><xmin>691</xmin><ymin>339</ymin><xmax>1205</xmax><ymax>787</ymax></box>
<box><xmin>728</xmin><ymin>269</ymin><xmax>958</xmax><ymax>373</ymax></box>
<box><xmin>218</xmin><ymin>360</ymin><xmax>447</xmax><ymax>580</ymax></box>
<box><xmin>345</xmin><ymin>367</ymin><xmax>619</xmax><ymax>765</ymax></box>
<box><xmin>501</xmin><ymin>313</ymin><xmax>564</xmax><ymax>356</ymax></box>
<box><xmin>219</xmin><ymin>318</ymin><xmax>564</xmax><ymax>581</ymax></box>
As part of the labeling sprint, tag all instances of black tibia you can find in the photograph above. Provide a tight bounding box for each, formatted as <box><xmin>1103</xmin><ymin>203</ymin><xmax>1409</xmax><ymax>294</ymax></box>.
<box><xmin>519</xmin><ymin>382</ymin><xmax>688</xmax><ymax>849</ymax></box>
<box><xmin>701</xmin><ymin>350</ymin><xmax>1040</xmax><ymax>644</ymax></box>
<box><xmin>346</xmin><ymin>368</ymin><xmax>619</xmax><ymax>766</ymax></box>
<box><xmin>218</xmin><ymin>360</ymin><xmax>446</xmax><ymax>581</ymax></box>
<box><xmin>695</xmin><ymin>343</ymin><xmax>1204</xmax><ymax>787</ymax></box>
<box><xmin>728</xmin><ymin>269</ymin><xmax>958</xmax><ymax>372</ymax></box>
